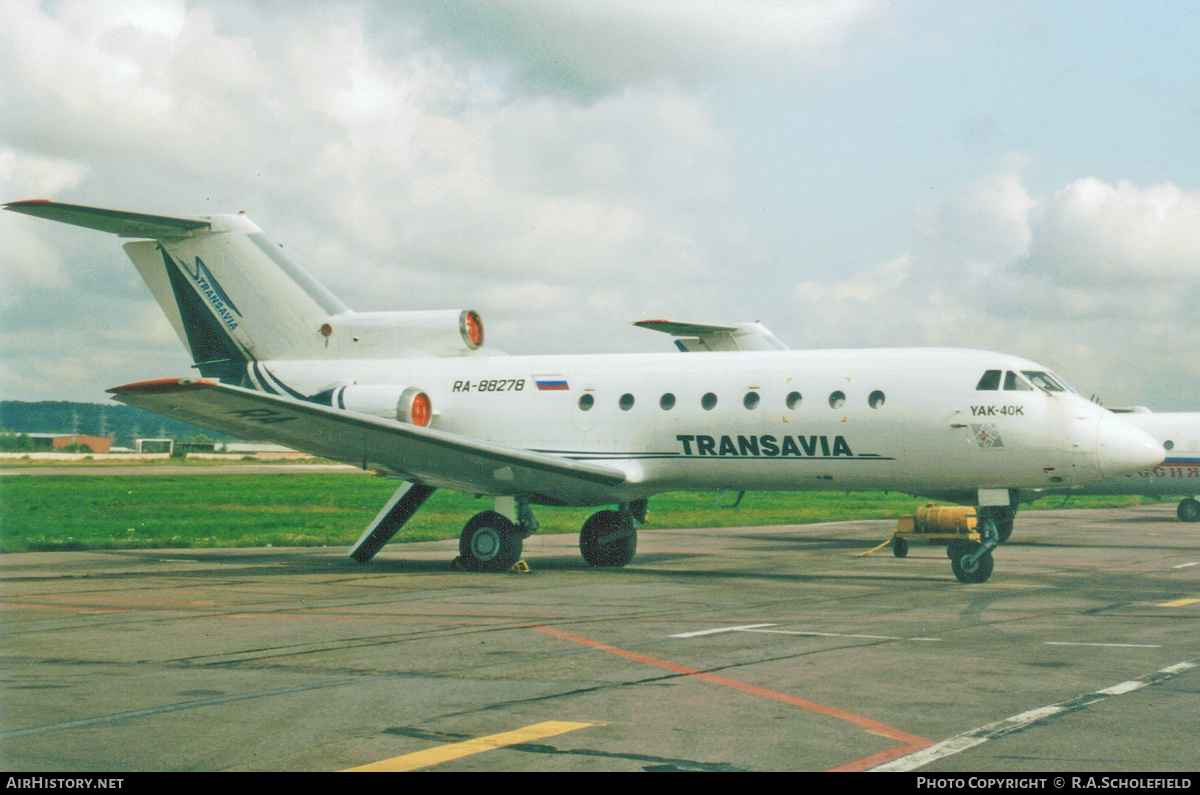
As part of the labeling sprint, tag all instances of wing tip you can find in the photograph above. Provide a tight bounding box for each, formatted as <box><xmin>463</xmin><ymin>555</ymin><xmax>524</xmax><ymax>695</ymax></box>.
<box><xmin>4</xmin><ymin>199</ymin><xmax>53</xmax><ymax>211</ymax></box>
<box><xmin>108</xmin><ymin>377</ymin><xmax>218</xmax><ymax>396</ymax></box>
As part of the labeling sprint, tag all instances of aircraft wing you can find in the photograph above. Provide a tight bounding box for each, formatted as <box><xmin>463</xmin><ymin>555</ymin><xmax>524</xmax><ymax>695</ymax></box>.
<box><xmin>107</xmin><ymin>379</ymin><xmax>629</xmax><ymax>504</ymax></box>
<box><xmin>4</xmin><ymin>200</ymin><xmax>210</xmax><ymax>238</ymax></box>
<box><xmin>633</xmin><ymin>319</ymin><xmax>788</xmax><ymax>352</ymax></box>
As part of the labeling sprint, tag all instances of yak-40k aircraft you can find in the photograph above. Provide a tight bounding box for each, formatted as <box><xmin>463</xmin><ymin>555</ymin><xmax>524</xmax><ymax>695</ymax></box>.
<box><xmin>6</xmin><ymin>200</ymin><xmax>1166</xmax><ymax>583</ymax></box>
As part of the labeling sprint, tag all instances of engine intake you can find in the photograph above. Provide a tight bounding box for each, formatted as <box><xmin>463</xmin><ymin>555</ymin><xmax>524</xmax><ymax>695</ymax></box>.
<box><xmin>321</xmin><ymin>309</ymin><xmax>484</xmax><ymax>358</ymax></box>
<box><xmin>338</xmin><ymin>385</ymin><xmax>432</xmax><ymax>427</ymax></box>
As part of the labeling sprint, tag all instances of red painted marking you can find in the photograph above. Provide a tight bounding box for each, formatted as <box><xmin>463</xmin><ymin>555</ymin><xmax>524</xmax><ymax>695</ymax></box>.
<box><xmin>107</xmin><ymin>378</ymin><xmax>216</xmax><ymax>395</ymax></box>
<box><xmin>534</xmin><ymin>625</ymin><xmax>931</xmax><ymax>770</ymax></box>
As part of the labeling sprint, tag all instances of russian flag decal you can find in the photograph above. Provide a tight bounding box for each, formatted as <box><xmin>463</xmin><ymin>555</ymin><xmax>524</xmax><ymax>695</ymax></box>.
<box><xmin>534</xmin><ymin>374</ymin><xmax>569</xmax><ymax>391</ymax></box>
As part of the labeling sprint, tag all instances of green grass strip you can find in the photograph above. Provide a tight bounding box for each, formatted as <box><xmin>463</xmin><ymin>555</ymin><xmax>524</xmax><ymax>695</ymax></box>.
<box><xmin>0</xmin><ymin>473</ymin><xmax>1154</xmax><ymax>553</ymax></box>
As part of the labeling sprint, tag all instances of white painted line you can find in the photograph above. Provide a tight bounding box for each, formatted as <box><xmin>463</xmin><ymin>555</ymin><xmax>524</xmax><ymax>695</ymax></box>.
<box><xmin>1096</xmin><ymin>680</ymin><xmax>1146</xmax><ymax>696</ymax></box>
<box><xmin>873</xmin><ymin>706</ymin><xmax>1064</xmax><ymax>772</ymax></box>
<box><xmin>871</xmin><ymin>658</ymin><xmax>1199</xmax><ymax>772</ymax></box>
<box><xmin>1172</xmin><ymin>562</ymin><xmax>1199</xmax><ymax>569</ymax></box>
<box><xmin>1044</xmin><ymin>642</ymin><xmax>1161</xmax><ymax>648</ymax></box>
<box><xmin>744</xmin><ymin>629</ymin><xmax>941</xmax><ymax>642</ymax></box>
<box><xmin>669</xmin><ymin>623</ymin><xmax>777</xmax><ymax>638</ymax></box>
<box><xmin>1159</xmin><ymin>662</ymin><xmax>1197</xmax><ymax>675</ymax></box>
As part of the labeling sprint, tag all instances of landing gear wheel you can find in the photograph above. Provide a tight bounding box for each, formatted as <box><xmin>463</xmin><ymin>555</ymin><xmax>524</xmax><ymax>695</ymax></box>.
<box><xmin>1178</xmin><ymin>498</ymin><xmax>1200</xmax><ymax>523</ymax></box>
<box><xmin>458</xmin><ymin>511</ymin><xmax>522</xmax><ymax>572</ymax></box>
<box><xmin>580</xmin><ymin>510</ymin><xmax>637</xmax><ymax>567</ymax></box>
<box><xmin>892</xmin><ymin>537</ymin><xmax>908</xmax><ymax>558</ymax></box>
<box><xmin>950</xmin><ymin>542</ymin><xmax>994</xmax><ymax>584</ymax></box>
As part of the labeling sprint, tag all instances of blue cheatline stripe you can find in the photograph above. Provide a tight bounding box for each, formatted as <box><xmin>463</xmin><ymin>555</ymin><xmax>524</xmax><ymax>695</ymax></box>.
<box><xmin>530</xmin><ymin>449</ymin><xmax>895</xmax><ymax>462</ymax></box>
<box><xmin>250</xmin><ymin>362</ymin><xmax>277</xmax><ymax>395</ymax></box>
<box><xmin>261</xmin><ymin>365</ymin><xmax>311</xmax><ymax>401</ymax></box>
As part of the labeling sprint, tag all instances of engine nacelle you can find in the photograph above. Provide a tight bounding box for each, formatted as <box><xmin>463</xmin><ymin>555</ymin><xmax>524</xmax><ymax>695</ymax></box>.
<box><xmin>319</xmin><ymin>309</ymin><xmax>484</xmax><ymax>359</ymax></box>
<box><xmin>337</xmin><ymin>384</ymin><xmax>432</xmax><ymax>427</ymax></box>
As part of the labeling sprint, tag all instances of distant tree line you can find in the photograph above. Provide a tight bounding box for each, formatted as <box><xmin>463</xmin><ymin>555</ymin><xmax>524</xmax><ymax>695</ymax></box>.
<box><xmin>0</xmin><ymin>433</ymin><xmax>35</xmax><ymax>452</ymax></box>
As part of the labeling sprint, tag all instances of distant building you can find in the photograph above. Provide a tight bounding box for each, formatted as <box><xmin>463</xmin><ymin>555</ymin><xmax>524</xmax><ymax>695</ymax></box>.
<box><xmin>223</xmin><ymin>443</ymin><xmax>306</xmax><ymax>458</ymax></box>
<box><xmin>176</xmin><ymin>440</ymin><xmax>219</xmax><ymax>453</ymax></box>
<box><xmin>135</xmin><ymin>438</ymin><xmax>174</xmax><ymax>454</ymax></box>
<box><xmin>25</xmin><ymin>433</ymin><xmax>112</xmax><ymax>453</ymax></box>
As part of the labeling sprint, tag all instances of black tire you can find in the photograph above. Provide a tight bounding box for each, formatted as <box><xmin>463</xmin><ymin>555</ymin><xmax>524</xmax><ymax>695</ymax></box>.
<box><xmin>580</xmin><ymin>510</ymin><xmax>637</xmax><ymax>567</ymax></box>
<box><xmin>458</xmin><ymin>511</ymin><xmax>522</xmax><ymax>572</ymax></box>
<box><xmin>950</xmin><ymin>542</ymin><xmax>994</xmax><ymax>584</ymax></box>
<box><xmin>892</xmin><ymin>537</ymin><xmax>908</xmax><ymax>558</ymax></box>
<box><xmin>996</xmin><ymin>514</ymin><xmax>1014</xmax><ymax>543</ymax></box>
<box><xmin>1178</xmin><ymin>498</ymin><xmax>1200</xmax><ymax>523</ymax></box>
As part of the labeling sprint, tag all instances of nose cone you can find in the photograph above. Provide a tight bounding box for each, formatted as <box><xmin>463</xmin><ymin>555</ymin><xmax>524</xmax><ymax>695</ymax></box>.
<box><xmin>1097</xmin><ymin>413</ymin><xmax>1165</xmax><ymax>478</ymax></box>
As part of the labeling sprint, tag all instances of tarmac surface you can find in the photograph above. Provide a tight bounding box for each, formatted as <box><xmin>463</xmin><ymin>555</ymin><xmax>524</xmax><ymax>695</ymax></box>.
<box><xmin>2</xmin><ymin>502</ymin><xmax>1197</xmax><ymax>772</ymax></box>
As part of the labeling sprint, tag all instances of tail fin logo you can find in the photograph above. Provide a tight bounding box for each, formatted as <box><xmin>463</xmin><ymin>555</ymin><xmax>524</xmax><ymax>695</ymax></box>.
<box><xmin>173</xmin><ymin>253</ymin><xmax>242</xmax><ymax>330</ymax></box>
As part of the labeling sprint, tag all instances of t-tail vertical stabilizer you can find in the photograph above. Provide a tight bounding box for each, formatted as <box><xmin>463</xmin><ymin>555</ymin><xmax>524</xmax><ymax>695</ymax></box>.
<box><xmin>121</xmin><ymin>211</ymin><xmax>350</xmax><ymax>377</ymax></box>
<box><xmin>5</xmin><ymin>201</ymin><xmax>488</xmax><ymax>382</ymax></box>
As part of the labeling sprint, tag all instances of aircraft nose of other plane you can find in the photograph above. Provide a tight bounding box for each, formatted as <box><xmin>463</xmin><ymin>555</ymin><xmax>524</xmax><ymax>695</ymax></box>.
<box><xmin>1096</xmin><ymin>413</ymin><xmax>1165</xmax><ymax>479</ymax></box>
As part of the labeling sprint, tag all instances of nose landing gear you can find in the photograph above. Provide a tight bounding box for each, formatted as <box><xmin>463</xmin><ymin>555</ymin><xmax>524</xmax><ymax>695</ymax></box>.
<box><xmin>948</xmin><ymin>507</ymin><xmax>1006</xmax><ymax>584</ymax></box>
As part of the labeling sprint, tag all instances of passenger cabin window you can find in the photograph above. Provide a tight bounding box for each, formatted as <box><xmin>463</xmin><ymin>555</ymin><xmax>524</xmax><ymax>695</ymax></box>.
<box><xmin>743</xmin><ymin>391</ymin><xmax>760</xmax><ymax>410</ymax></box>
<box><xmin>1004</xmin><ymin>371</ymin><xmax>1033</xmax><ymax>391</ymax></box>
<box><xmin>829</xmin><ymin>391</ymin><xmax>846</xmax><ymax>409</ymax></box>
<box><xmin>619</xmin><ymin>393</ymin><xmax>635</xmax><ymax>411</ymax></box>
<box><xmin>701</xmin><ymin>392</ymin><xmax>718</xmax><ymax>410</ymax></box>
<box><xmin>1021</xmin><ymin>371</ymin><xmax>1066</xmax><ymax>392</ymax></box>
<box><xmin>976</xmin><ymin>370</ymin><xmax>1002</xmax><ymax>390</ymax></box>
<box><xmin>786</xmin><ymin>391</ymin><xmax>802</xmax><ymax>409</ymax></box>
<box><xmin>578</xmin><ymin>394</ymin><xmax>595</xmax><ymax>411</ymax></box>
<box><xmin>868</xmin><ymin>390</ymin><xmax>885</xmax><ymax>409</ymax></box>
<box><xmin>660</xmin><ymin>393</ymin><xmax>676</xmax><ymax>410</ymax></box>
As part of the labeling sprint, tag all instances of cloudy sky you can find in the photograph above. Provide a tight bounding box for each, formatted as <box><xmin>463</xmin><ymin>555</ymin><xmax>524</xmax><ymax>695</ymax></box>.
<box><xmin>2</xmin><ymin>0</ymin><xmax>1198</xmax><ymax>409</ymax></box>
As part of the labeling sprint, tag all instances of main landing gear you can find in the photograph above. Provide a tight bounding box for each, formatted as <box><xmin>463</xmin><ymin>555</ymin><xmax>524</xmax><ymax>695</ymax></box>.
<box><xmin>1178</xmin><ymin>498</ymin><xmax>1200</xmax><ymax>523</ymax></box>
<box><xmin>457</xmin><ymin>500</ymin><xmax>539</xmax><ymax>572</ymax></box>
<box><xmin>579</xmin><ymin>502</ymin><xmax>642</xmax><ymax>568</ymax></box>
<box><xmin>457</xmin><ymin>511</ymin><xmax>525</xmax><ymax>572</ymax></box>
<box><xmin>455</xmin><ymin>499</ymin><xmax>646</xmax><ymax>571</ymax></box>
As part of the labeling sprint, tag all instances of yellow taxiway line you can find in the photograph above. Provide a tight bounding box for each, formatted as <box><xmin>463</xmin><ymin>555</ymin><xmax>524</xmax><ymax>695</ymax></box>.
<box><xmin>343</xmin><ymin>720</ymin><xmax>594</xmax><ymax>772</ymax></box>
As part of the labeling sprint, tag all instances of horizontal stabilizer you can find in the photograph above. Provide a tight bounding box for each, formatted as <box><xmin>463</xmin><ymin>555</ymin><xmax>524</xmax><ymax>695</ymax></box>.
<box><xmin>4</xmin><ymin>200</ymin><xmax>210</xmax><ymax>238</ymax></box>
<box><xmin>633</xmin><ymin>319</ymin><xmax>788</xmax><ymax>352</ymax></box>
<box><xmin>107</xmin><ymin>378</ymin><xmax>628</xmax><ymax>504</ymax></box>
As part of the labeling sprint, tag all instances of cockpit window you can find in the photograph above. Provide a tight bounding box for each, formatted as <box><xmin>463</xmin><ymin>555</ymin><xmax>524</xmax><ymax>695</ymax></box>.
<box><xmin>1004</xmin><ymin>371</ymin><xmax>1033</xmax><ymax>391</ymax></box>
<box><xmin>976</xmin><ymin>370</ymin><xmax>1002</xmax><ymax>391</ymax></box>
<box><xmin>1022</xmin><ymin>370</ymin><xmax>1067</xmax><ymax>392</ymax></box>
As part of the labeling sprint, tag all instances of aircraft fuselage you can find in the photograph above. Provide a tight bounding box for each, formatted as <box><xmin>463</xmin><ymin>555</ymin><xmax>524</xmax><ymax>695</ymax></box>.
<box><xmin>259</xmin><ymin>347</ymin><xmax>1141</xmax><ymax>502</ymax></box>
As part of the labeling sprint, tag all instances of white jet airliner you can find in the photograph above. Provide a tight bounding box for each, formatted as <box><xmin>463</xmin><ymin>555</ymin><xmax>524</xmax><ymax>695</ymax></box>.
<box><xmin>1023</xmin><ymin>409</ymin><xmax>1199</xmax><ymax>522</ymax></box>
<box><xmin>5</xmin><ymin>200</ymin><xmax>1165</xmax><ymax>582</ymax></box>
